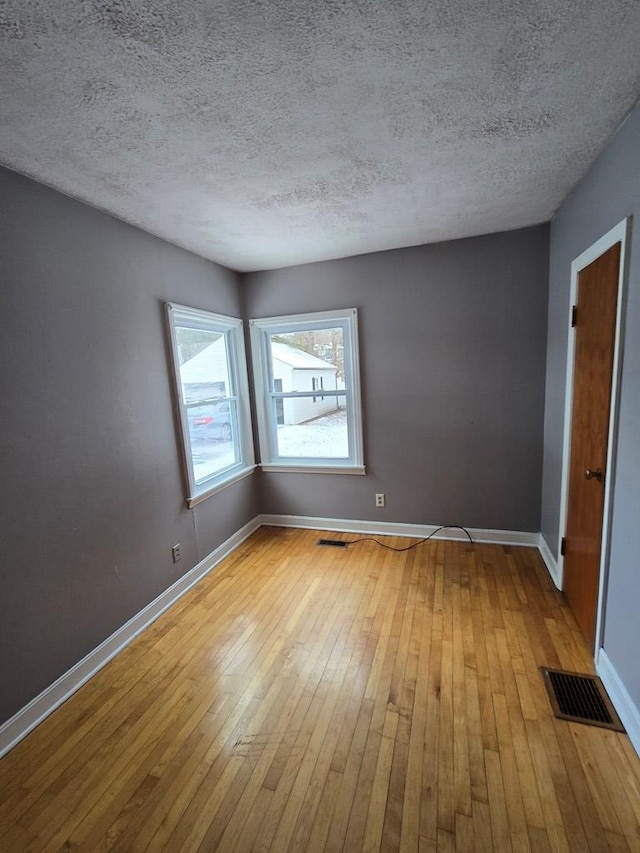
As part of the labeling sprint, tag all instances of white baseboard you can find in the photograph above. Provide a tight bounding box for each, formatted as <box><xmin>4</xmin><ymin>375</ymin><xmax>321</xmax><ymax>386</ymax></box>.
<box><xmin>596</xmin><ymin>649</ymin><xmax>640</xmax><ymax>757</ymax></box>
<box><xmin>259</xmin><ymin>514</ymin><xmax>540</xmax><ymax>547</ymax></box>
<box><xmin>0</xmin><ymin>516</ymin><xmax>261</xmax><ymax>759</ymax></box>
<box><xmin>537</xmin><ymin>534</ymin><xmax>562</xmax><ymax>589</ymax></box>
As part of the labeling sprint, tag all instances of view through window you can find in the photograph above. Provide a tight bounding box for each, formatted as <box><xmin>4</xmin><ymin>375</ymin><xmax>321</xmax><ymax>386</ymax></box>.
<box><xmin>268</xmin><ymin>330</ymin><xmax>348</xmax><ymax>459</ymax></box>
<box><xmin>166</xmin><ymin>304</ymin><xmax>254</xmax><ymax>504</ymax></box>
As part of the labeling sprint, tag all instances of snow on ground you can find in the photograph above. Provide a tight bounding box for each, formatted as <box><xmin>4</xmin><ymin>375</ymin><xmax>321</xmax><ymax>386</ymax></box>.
<box><xmin>192</xmin><ymin>407</ymin><xmax>348</xmax><ymax>481</ymax></box>
<box><xmin>277</xmin><ymin>408</ymin><xmax>347</xmax><ymax>458</ymax></box>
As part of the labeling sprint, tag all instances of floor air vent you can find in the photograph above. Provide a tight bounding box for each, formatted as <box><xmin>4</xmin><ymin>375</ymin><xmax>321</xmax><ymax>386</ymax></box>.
<box><xmin>317</xmin><ymin>538</ymin><xmax>348</xmax><ymax>547</ymax></box>
<box><xmin>541</xmin><ymin>667</ymin><xmax>625</xmax><ymax>731</ymax></box>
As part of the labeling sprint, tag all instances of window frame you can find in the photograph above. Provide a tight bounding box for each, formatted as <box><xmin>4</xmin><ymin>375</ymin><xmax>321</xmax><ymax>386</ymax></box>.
<box><xmin>249</xmin><ymin>308</ymin><xmax>365</xmax><ymax>474</ymax></box>
<box><xmin>165</xmin><ymin>302</ymin><xmax>255</xmax><ymax>506</ymax></box>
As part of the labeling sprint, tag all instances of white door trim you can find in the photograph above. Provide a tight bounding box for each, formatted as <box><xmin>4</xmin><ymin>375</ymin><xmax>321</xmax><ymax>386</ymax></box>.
<box><xmin>557</xmin><ymin>217</ymin><xmax>631</xmax><ymax>655</ymax></box>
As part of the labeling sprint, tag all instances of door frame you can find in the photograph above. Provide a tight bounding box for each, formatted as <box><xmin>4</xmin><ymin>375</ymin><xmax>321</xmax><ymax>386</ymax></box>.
<box><xmin>557</xmin><ymin>217</ymin><xmax>631</xmax><ymax>654</ymax></box>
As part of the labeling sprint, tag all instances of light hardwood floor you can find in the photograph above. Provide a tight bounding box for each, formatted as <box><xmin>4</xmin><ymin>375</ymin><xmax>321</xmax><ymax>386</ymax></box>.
<box><xmin>1</xmin><ymin>527</ymin><xmax>640</xmax><ymax>852</ymax></box>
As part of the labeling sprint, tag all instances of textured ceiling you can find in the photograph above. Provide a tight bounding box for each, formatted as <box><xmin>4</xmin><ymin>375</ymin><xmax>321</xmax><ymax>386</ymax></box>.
<box><xmin>2</xmin><ymin>1</ymin><xmax>640</xmax><ymax>271</ymax></box>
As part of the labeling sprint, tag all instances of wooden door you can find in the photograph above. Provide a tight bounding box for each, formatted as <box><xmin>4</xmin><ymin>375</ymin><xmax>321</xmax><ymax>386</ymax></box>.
<box><xmin>563</xmin><ymin>242</ymin><xmax>620</xmax><ymax>648</ymax></box>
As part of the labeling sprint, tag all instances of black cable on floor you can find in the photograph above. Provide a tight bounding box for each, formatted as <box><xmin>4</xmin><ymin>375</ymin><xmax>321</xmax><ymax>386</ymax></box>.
<box><xmin>344</xmin><ymin>524</ymin><xmax>473</xmax><ymax>552</ymax></box>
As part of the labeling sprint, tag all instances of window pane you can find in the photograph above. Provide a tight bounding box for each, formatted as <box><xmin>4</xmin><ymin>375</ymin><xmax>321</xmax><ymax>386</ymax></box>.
<box><xmin>269</xmin><ymin>326</ymin><xmax>347</xmax><ymax>457</ymax></box>
<box><xmin>176</xmin><ymin>328</ymin><xmax>230</xmax><ymax>403</ymax></box>
<box><xmin>187</xmin><ymin>399</ymin><xmax>239</xmax><ymax>483</ymax></box>
<box><xmin>269</xmin><ymin>327</ymin><xmax>345</xmax><ymax>390</ymax></box>
<box><xmin>173</xmin><ymin>328</ymin><xmax>242</xmax><ymax>482</ymax></box>
<box><xmin>274</xmin><ymin>401</ymin><xmax>349</xmax><ymax>459</ymax></box>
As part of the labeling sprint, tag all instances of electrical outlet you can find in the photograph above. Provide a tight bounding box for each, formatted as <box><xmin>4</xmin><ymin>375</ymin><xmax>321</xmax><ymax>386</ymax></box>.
<box><xmin>375</xmin><ymin>493</ymin><xmax>385</xmax><ymax>508</ymax></box>
<box><xmin>171</xmin><ymin>544</ymin><xmax>181</xmax><ymax>563</ymax></box>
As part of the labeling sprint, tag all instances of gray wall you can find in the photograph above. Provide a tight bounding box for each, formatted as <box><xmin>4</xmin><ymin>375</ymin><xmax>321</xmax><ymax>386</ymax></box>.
<box><xmin>243</xmin><ymin>226</ymin><xmax>549</xmax><ymax>532</ymax></box>
<box><xmin>541</xmin><ymin>99</ymin><xmax>640</xmax><ymax>709</ymax></box>
<box><xmin>0</xmin><ymin>167</ymin><xmax>258</xmax><ymax>724</ymax></box>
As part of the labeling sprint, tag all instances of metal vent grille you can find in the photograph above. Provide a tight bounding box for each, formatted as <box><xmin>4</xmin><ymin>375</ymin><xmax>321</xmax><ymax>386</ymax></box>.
<box><xmin>541</xmin><ymin>667</ymin><xmax>625</xmax><ymax>731</ymax></box>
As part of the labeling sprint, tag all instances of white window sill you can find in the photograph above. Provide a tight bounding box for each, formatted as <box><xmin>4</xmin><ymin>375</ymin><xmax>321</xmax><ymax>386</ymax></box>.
<box><xmin>259</xmin><ymin>463</ymin><xmax>366</xmax><ymax>475</ymax></box>
<box><xmin>187</xmin><ymin>464</ymin><xmax>257</xmax><ymax>508</ymax></box>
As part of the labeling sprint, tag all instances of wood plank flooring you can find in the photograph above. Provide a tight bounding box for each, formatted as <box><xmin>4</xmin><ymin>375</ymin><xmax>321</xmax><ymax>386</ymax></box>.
<box><xmin>1</xmin><ymin>527</ymin><xmax>640</xmax><ymax>852</ymax></box>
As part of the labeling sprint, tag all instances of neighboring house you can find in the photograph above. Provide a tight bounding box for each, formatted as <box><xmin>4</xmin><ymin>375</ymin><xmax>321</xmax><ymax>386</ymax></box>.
<box><xmin>270</xmin><ymin>341</ymin><xmax>340</xmax><ymax>425</ymax></box>
<box><xmin>179</xmin><ymin>336</ymin><xmax>228</xmax><ymax>402</ymax></box>
<box><xmin>179</xmin><ymin>337</ymin><xmax>340</xmax><ymax>424</ymax></box>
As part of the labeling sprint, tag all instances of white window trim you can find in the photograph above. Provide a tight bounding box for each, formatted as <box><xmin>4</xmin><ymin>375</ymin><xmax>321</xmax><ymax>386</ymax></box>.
<box><xmin>250</xmin><ymin>308</ymin><xmax>365</xmax><ymax>473</ymax></box>
<box><xmin>165</xmin><ymin>303</ymin><xmax>255</xmax><ymax>506</ymax></box>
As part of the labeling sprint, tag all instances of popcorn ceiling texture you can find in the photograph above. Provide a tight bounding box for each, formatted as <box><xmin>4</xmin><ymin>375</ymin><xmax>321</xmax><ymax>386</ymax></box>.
<box><xmin>1</xmin><ymin>1</ymin><xmax>640</xmax><ymax>271</ymax></box>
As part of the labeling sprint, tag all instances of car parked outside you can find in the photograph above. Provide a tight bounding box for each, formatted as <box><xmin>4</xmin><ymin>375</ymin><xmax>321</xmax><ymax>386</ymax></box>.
<box><xmin>188</xmin><ymin>401</ymin><xmax>233</xmax><ymax>442</ymax></box>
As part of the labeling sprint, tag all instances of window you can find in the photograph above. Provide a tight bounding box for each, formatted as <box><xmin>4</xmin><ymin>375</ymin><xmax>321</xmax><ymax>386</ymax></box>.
<box><xmin>250</xmin><ymin>308</ymin><xmax>364</xmax><ymax>473</ymax></box>
<box><xmin>166</xmin><ymin>303</ymin><xmax>254</xmax><ymax>506</ymax></box>
<box><xmin>312</xmin><ymin>376</ymin><xmax>324</xmax><ymax>402</ymax></box>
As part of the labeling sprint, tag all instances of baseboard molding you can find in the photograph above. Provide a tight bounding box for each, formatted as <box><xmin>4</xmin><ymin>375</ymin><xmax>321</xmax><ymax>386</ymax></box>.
<box><xmin>597</xmin><ymin>649</ymin><xmax>640</xmax><ymax>757</ymax></box>
<box><xmin>0</xmin><ymin>516</ymin><xmax>262</xmax><ymax>759</ymax></box>
<box><xmin>259</xmin><ymin>514</ymin><xmax>540</xmax><ymax>547</ymax></box>
<box><xmin>537</xmin><ymin>534</ymin><xmax>562</xmax><ymax>589</ymax></box>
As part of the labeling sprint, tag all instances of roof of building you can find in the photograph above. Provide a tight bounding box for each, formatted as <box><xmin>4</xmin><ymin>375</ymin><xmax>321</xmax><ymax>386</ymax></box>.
<box><xmin>271</xmin><ymin>341</ymin><xmax>337</xmax><ymax>371</ymax></box>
